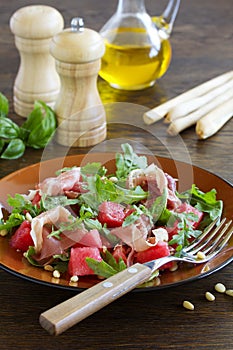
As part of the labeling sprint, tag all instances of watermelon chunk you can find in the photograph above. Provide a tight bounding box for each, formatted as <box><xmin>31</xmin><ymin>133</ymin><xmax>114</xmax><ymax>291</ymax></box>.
<box><xmin>136</xmin><ymin>241</ymin><xmax>170</xmax><ymax>264</ymax></box>
<box><xmin>68</xmin><ymin>247</ymin><xmax>102</xmax><ymax>276</ymax></box>
<box><xmin>97</xmin><ymin>201</ymin><xmax>125</xmax><ymax>228</ymax></box>
<box><xmin>10</xmin><ymin>220</ymin><xmax>33</xmax><ymax>252</ymax></box>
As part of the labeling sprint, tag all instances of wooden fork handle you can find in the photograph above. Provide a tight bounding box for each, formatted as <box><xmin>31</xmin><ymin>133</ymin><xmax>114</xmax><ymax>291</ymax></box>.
<box><xmin>39</xmin><ymin>263</ymin><xmax>151</xmax><ymax>335</ymax></box>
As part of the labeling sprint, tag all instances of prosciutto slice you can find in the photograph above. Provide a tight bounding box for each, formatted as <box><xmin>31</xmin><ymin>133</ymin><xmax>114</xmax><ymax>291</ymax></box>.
<box><xmin>111</xmin><ymin>215</ymin><xmax>154</xmax><ymax>252</ymax></box>
<box><xmin>127</xmin><ymin>163</ymin><xmax>181</xmax><ymax>209</ymax></box>
<box><xmin>31</xmin><ymin>205</ymin><xmax>103</xmax><ymax>262</ymax></box>
<box><xmin>30</xmin><ymin>206</ymin><xmax>73</xmax><ymax>253</ymax></box>
<box><xmin>38</xmin><ymin>167</ymin><xmax>81</xmax><ymax>196</ymax></box>
<box><xmin>127</xmin><ymin>163</ymin><xmax>167</xmax><ymax>192</ymax></box>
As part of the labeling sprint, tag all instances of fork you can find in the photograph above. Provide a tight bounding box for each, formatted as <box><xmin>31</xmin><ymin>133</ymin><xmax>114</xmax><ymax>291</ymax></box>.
<box><xmin>39</xmin><ymin>217</ymin><xmax>233</xmax><ymax>335</ymax></box>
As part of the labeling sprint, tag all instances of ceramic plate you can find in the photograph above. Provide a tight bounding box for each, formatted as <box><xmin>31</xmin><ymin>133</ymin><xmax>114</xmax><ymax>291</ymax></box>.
<box><xmin>0</xmin><ymin>154</ymin><xmax>232</xmax><ymax>291</ymax></box>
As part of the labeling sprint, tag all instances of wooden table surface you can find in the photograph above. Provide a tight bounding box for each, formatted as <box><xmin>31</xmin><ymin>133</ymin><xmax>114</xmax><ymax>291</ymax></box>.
<box><xmin>0</xmin><ymin>0</ymin><xmax>232</xmax><ymax>349</ymax></box>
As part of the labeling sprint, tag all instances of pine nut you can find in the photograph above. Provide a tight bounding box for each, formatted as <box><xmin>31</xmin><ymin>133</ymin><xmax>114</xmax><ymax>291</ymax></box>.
<box><xmin>225</xmin><ymin>289</ymin><xmax>233</xmax><ymax>297</ymax></box>
<box><xmin>169</xmin><ymin>262</ymin><xmax>178</xmax><ymax>272</ymax></box>
<box><xmin>53</xmin><ymin>270</ymin><xmax>60</xmax><ymax>279</ymax></box>
<box><xmin>109</xmin><ymin>176</ymin><xmax>118</xmax><ymax>183</ymax></box>
<box><xmin>25</xmin><ymin>212</ymin><xmax>33</xmax><ymax>222</ymax></box>
<box><xmin>70</xmin><ymin>275</ymin><xmax>79</xmax><ymax>283</ymax></box>
<box><xmin>44</xmin><ymin>264</ymin><xmax>54</xmax><ymax>272</ymax></box>
<box><xmin>214</xmin><ymin>283</ymin><xmax>226</xmax><ymax>293</ymax></box>
<box><xmin>0</xmin><ymin>229</ymin><xmax>8</xmax><ymax>237</ymax></box>
<box><xmin>183</xmin><ymin>300</ymin><xmax>194</xmax><ymax>310</ymax></box>
<box><xmin>205</xmin><ymin>291</ymin><xmax>215</xmax><ymax>301</ymax></box>
<box><xmin>196</xmin><ymin>251</ymin><xmax>206</xmax><ymax>260</ymax></box>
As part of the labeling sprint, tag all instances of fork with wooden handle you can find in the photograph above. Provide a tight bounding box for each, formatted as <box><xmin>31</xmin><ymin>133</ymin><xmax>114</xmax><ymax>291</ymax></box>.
<box><xmin>39</xmin><ymin>218</ymin><xmax>233</xmax><ymax>335</ymax></box>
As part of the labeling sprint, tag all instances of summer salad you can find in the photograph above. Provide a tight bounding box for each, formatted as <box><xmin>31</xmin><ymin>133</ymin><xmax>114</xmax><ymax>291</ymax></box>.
<box><xmin>0</xmin><ymin>144</ymin><xmax>223</xmax><ymax>283</ymax></box>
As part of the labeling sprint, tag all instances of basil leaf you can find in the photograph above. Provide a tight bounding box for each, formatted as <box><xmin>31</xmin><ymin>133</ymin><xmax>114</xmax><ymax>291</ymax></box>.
<box><xmin>0</xmin><ymin>93</ymin><xmax>9</xmax><ymax>117</ymax></box>
<box><xmin>1</xmin><ymin>138</ymin><xmax>25</xmax><ymax>159</ymax></box>
<box><xmin>23</xmin><ymin>101</ymin><xmax>57</xmax><ymax>148</ymax></box>
<box><xmin>21</xmin><ymin>101</ymin><xmax>45</xmax><ymax>133</ymax></box>
<box><xmin>0</xmin><ymin>117</ymin><xmax>20</xmax><ymax>139</ymax></box>
<box><xmin>0</xmin><ymin>139</ymin><xmax>5</xmax><ymax>152</ymax></box>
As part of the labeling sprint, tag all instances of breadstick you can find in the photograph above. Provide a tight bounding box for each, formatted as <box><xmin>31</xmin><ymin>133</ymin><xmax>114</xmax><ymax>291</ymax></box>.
<box><xmin>166</xmin><ymin>77</ymin><xmax>233</xmax><ymax>122</ymax></box>
<box><xmin>196</xmin><ymin>98</ymin><xmax>233</xmax><ymax>139</ymax></box>
<box><xmin>167</xmin><ymin>86</ymin><xmax>233</xmax><ymax>136</ymax></box>
<box><xmin>143</xmin><ymin>70</ymin><xmax>233</xmax><ymax>125</ymax></box>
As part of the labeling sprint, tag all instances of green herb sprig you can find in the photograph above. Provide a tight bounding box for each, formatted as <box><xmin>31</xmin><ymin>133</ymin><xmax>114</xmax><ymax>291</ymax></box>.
<box><xmin>0</xmin><ymin>93</ymin><xmax>57</xmax><ymax>159</ymax></box>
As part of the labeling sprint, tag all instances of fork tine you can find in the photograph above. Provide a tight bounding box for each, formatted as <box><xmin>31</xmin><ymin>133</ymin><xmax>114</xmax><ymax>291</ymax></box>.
<box><xmin>184</xmin><ymin>217</ymin><xmax>222</xmax><ymax>253</ymax></box>
<box><xmin>202</xmin><ymin>220</ymin><xmax>233</xmax><ymax>257</ymax></box>
<box><xmin>186</xmin><ymin>218</ymin><xmax>228</xmax><ymax>255</ymax></box>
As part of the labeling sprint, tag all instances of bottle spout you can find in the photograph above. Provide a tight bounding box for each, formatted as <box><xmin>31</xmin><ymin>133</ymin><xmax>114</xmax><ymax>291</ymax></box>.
<box><xmin>152</xmin><ymin>0</ymin><xmax>180</xmax><ymax>39</ymax></box>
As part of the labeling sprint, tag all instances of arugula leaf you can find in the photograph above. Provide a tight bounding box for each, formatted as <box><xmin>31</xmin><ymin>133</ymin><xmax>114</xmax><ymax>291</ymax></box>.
<box><xmin>79</xmin><ymin>174</ymin><xmax>147</xmax><ymax>211</ymax></box>
<box><xmin>103</xmin><ymin>249</ymin><xmax>126</xmax><ymax>272</ymax></box>
<box><xmin>48</xmin><ymin>216</ymin><xmax>83</xmax><ymax>239</ymax></box>
<box><xmin>84</xmin><ymin>217</ymin><xmax>119</xmax><ymax>245</ymax></box>
<box><xmin>86</xmin><ymin>258</ymin><xmax>118</xmax><ymax>278</ymax></box>
<box><xmin>156</xmin><ymin>208</ymin><xmax>172</xmax><ymax>226</ymax></box>
<box><xmin>168</xmin><ymin>212</ymin><xmax>202</xmax><ymax>256</ymax></box>
<box><xmin>7</xmin><ymin>193</ymin><xmax>42</xmax><ymax>217</ymax></box>
<box><xmin>24</xmin><ymin>247</ymin><xmax>42</xmax><ymax>266</ymax></box>
<box><xmin>181</xmin><ymin>185</ymin><xmax>223</xmax><ymax>227</ymax></box>
<box><xmin>0</xmin><ymin>93</ymin><xmax>9</xmax><ymax>117</ymax></box>
<box><xmin>115</xmin><ymin>143</ymin><xmax>148</xmax><ymax>179</ymax></box>
<box><xmin>81</xmin><ymin>162</ymin><xmax>107</xmax><ymax>180</ymax></box>
<box><xmin>122</xmin><ymin>204</ymin><xmax>153</xmax><ymax>227</ymax></box>
<box><xmin>55</xmin><ymin>166</ymin><xmax>77</xmax><ymax>176</ymax></box>
<box><xmin>52</xmin><ymin>254</ymin><xmax>70</xmax><ymax>273</ymax></box>
<box><xmin>86</xmin><ymin>250</ymin><xmax>127</xmax><ymax>278</ymax></box>
<box><xmin>79</xmin><ymin>204</ymin><xmax>97</xmax><ymax>220</ymax></box>
<box><xmin>149</xmin><ymin>188</ymin><xmax>168</xmax><ymax>222</ymax></box>
<box><xmin>0</xmin><ymin>212</ymin><xmax>25</xmax><ymax>232</ymax></box>
<box><xmin>41</xmin><ymin>195</ymin><xmax>79</xmax><ymax>211</ymax></box>
<box><xmin>25</xmin><ymin>247</ymin><xmax>69</xmax><ymax>270</ymax></box>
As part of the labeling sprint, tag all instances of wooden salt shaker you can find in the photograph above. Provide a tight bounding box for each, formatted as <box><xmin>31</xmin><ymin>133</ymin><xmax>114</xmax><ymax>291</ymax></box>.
<box><xmin>50</xmin><ymin>17</ymin><xmax>106</xmax><ymax>147</ymax></box>
<box><xmin>10</xmin><ymin>5</ymin><xmax>64</xmax><ymax>117</ymax></box>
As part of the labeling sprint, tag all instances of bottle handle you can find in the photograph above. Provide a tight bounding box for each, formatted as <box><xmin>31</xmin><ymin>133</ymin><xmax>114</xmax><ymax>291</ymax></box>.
<box><xmin>152</xmin><ymin>0</ymin><xmax>180</xmax><ymax>39</ymax></box>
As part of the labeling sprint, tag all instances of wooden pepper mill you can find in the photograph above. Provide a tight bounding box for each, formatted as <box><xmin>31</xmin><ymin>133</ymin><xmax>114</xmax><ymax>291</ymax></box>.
<box><xmin>50</xmin><ymin>17</ymin><xmax>106</xmax><ymax>147</ymax></box>
<box><xmin>10</xmin><ymin>5</ymin><xmax>64</xmax><ymax>117</ymax></box>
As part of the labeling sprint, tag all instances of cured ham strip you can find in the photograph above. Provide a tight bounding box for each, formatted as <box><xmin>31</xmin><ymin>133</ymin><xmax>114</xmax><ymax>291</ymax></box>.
<box><xmin>31</xmin><ymin>205</ymin><xmax>103</xmax><ymax>259</ymax></box>
<box><xmin>127</xmin><ymin>163</ymin><xmax>181</xmax><ymax>209</ymax></box>
<box><xmin>36</xmin><ymin>227</ymin><xmax>103</xmax><ymax>263</ymax></box>
<box><xmin>111</xmin><ymin>215</ymin><xmax>154</xmax><ymax>252</ymax></box>
<box><xmin>127</xmin><ymin>163</ymin><xmax>167</xmax><ymax>193</ymax></box>
<box><xmin>38</xmin><ymin>167</ymin><xmax>81</xmax><ymax>196</ymax></box>
<box><xmin>21</xmin><ymin>189</ymin><xmax>41</xmax><ymax>201</ymax></box>
<box><xmin>30</xmin><ymin>206</ymin><xmax>73</xmax><ymax>253</ymax></box>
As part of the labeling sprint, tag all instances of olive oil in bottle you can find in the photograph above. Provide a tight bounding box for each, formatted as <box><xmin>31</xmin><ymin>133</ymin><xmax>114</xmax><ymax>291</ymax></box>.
<box><xmin>99</xmin><ymin>28</ymin><xmax>172</xmax><ymax>90</ymax></box>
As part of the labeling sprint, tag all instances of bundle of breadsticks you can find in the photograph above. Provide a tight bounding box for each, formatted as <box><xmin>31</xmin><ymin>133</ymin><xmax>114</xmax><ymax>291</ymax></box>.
<box><xmin>143</xmin><ymin>71</ymin><xmax>233</xmax><ymax>139</ymax></box>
